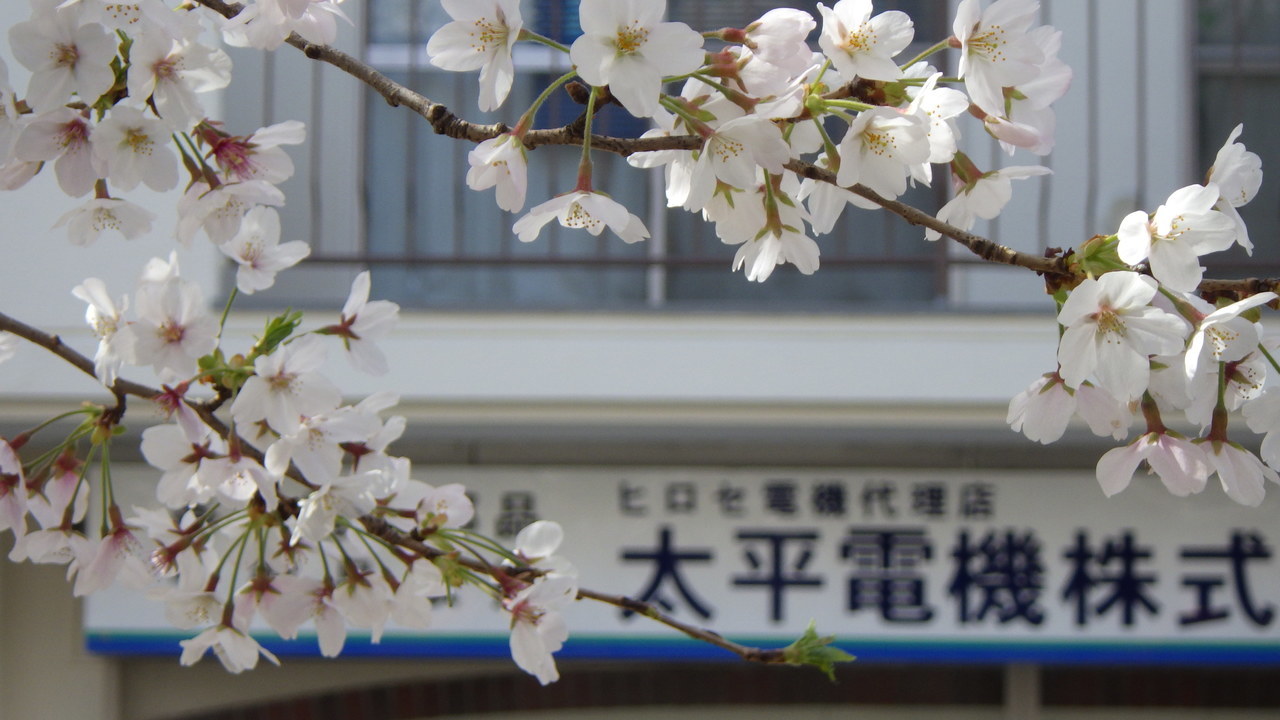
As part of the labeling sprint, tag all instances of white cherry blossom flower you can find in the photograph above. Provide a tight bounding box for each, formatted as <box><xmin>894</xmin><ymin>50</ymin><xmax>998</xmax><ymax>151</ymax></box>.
<box><xmin>427</xmin><ymin>0</ymin><xmax>524</xmax><ymax>112</ymax></box>
<box><xmin>176</xmin><ymin>180</ymin><xmax>286</xmax><ymax>246</ymax></box>
<box><xmin>230</xmin><ymin>335</ymin><xmax>341</xmax><ymax>435</ymax></box>
<box><xmin>1056</xmin><ymin>271</ymin><xmax>1189</xmax><ymax>401</ymax></box>
<box><xmin>926</xmin><ymin>164</ymin><xmax>1050</xmax><ymax>241</ymax></box>
<box><xmin>744</xmin><ymin>8</ymin><xmax>817</xmax><ymax>76</ymax></box>
<box><xmin>119</xmin><ymin>271</ymin><xmax>218</xmax><ymax>379</ymax></box>
<box><xmin>54</xmin><ymin>197</ymin><xmax>156</xmax><ymax>246</ymax></box>
<box><xmin>1184</xmin><ymin>292</ymin><xmax>1276</xmax><ymax>380</ymax></box>
<box><xmin>1243</xmin><ymin>388</ymin><xmax>1280</xmax><ymax>468</ymax></box>
<box><xmin>73</xmin><ymin>522</ymin><xmax>148</xmax><ymax>596</ymax></box>
<box><xmin>71</xmin><ymin>277</ymin><xmax>128</xmax><ymax>386</ymax></box>
<box><xmin>836</xmin><ymin>107</ymin><xmax>931</xmax><ymax>201</ymax></box>
<box><xmin>1199</xmin><ymin>441</ymin><xmax>1278</xmax><ymax>507</ymax></box>
<box><xmin>1096</xmin><ymin>431</ymin><xmax>1209</xmax><ymax>498</ymax></box>
<box><xmin>514</xmin><ymin>190</ymin><xmax>650</xmax><ymax>245</ymax></box>
<box><xmin>140</xmin><ymin>422</ymin><xmax>221</xmax><ymax>508</ymax></box>
<box><xmin>417</xmin><ymin>483</ymin><xmax>475</xmax><ymax>529</ymax></box>
<box><xmin>569</xmin><ymin>0</ymin><xmax>705</xmax><ymax>118</ymax></box>
<box><xmin>816</xmin><ymin>0</ymin><xmax>914</xmax><ymax>82</ymax></box>
<box><xmin>126</xmin><ymin>33</ymin><xmax>232</xmax><ymax>127</ymax></box>
<box><xmin>389</xmin><ymin>561</ymin><xmax>447</xmax><ymax>631</ymax></box>
<box><xmin>684</xmin><ymin>116</ymin><xmax>790</xmax><ymax>211</ymax></box>
<box><xmin>92</xmin><ymin>105</ymin><xmax>178</xmax><ymax>192</ymax></box>
<box><xmin>983</xmin><ymin>25</ymin><xmax>1071</xmax><ymax>156</ymax></box>
<box><xmin>8</xmin><ymin>6</ymin><xmax>117</xmax><ymax>112</ymax></box>
<box><xmin>952</xmin><ymin>0</ymin><xmax>1045</xmax><ymax>117</ymax></box>
<box><xmin>199</xmin><ymin>119</ymin><xmax>305</xmax><ymax>185</ymax></box>
<box><xmin>220</xmin><ymin>0</ymin><xmax>348</xmax><ymax>51</ymax></box>
<box><xmin>466</xmin><ymin>133</ymin><xmax>528</xmax><ymax>212</ymax></box>
<box><xmin>197</xmin><ymin>452</ymin><xmax>280</xmax><ymax>510</ymax></box>
<box><xmin>1207</xmin><ymin>124</ymin><xmax>1263</xmax><ymax>253</ymax></box>
<box><xmin>290</xmin><ymin>472</ymin><xmax>378</xmax><ymax>546</ymax></box>
<box><xmin>322</xmin><ymin>271</ymin><xmax>400</xmax><ymax>376</ymax></box>
<box><xmin>13</xmin><ymin>108</ymin><xmax>98</xmax><ymax>197</ymax></box>
<box><xmin>1116</xmin><ymin>184</ymin><xmax>1238</xmax><ymax>293</ymax></box>
<box><xmin>180</xmin><ymin>623</ymin><xmax>280</xmax><ymax>674</ymax></box>
<box><xmin>264</xmin><ymin>406</ymin><xmax>380</xmax><ymax>486</ymax></box>
<box><xmin>1008</xmin><ymin>373</ymin><xmax>1131</xmax><ymax>444</ymax></box>
<box><xmin>720</xmin><ymin>176</ymin><xmax>820</xmax><ymax>282</ymax></box>
<box><xmin>902</xmin><ymin>67</ymin><xmax>969</xmax><ymax>170</ymax></box>
<box><xmin>505</xmin><ymin>574</ymin><xmax>576</xmax><ymax>685</ymax></box>
<box><xmin>219</xmin><ymin>207</ymin><xmax>310</xmax><ymax>294</ymax></box>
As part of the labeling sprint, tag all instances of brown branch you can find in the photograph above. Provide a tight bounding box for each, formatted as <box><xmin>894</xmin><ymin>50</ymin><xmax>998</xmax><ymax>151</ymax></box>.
<box><xmin>0</xmin><ymin>311</ymin><xmax>159</xmax><ymax>401</ymax></box>
<box><xmin>576</xmin><ymin>588</ymin><xmax>788</xmax><ymax>664</ymax></box>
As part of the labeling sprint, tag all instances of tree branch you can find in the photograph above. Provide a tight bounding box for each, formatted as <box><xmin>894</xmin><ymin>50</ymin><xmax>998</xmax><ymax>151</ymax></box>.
<box><xmin>0</xmin><ymin>311</ymin><xmax>159</xmax><ymax>401</ymax></box>
<box><xmin>0</xmin><ymin>306</ymin><xmax>804</xmax><ymax>667</ymax></box>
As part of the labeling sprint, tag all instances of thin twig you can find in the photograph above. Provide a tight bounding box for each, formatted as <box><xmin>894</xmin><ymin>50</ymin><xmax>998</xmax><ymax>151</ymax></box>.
<box><xmin>576</xmin><ymin>587</ymin><xmax>788</xmax><ymax>663</ymax></box>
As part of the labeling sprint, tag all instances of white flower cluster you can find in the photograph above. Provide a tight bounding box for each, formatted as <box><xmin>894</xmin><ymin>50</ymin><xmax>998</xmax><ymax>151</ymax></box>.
<box><xmin>0</xmin><ymin>0</ymin><xmax>1271</xmax><ymax>688</ymax></box>
<box><xmin>1008</xmin><ymin>125</ymin><xmax>1275</xmax><ymax>506</ymax></box>
<box><xmin>433</xmin><ymin>0</ymin><xmax>1065</xmax><ymax>281</ymax></box>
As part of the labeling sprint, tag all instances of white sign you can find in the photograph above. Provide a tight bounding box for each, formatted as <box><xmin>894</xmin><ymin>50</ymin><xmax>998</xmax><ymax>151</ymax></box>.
<box><xmin>87</xmin><ymin>468</ymin><xmax>1280</xmax><ymax>663</ymax></box>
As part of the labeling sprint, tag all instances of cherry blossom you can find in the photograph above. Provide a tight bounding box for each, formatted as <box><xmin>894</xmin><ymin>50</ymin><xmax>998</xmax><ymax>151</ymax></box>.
<box><xmin>13</xmin><ymin>108</ymin><xmax>98</xmax><ymax>197</ymax></box>
<box><xmin>1116</xmin><ymin>184</ymin><xmax>1238</xmax><ymax>293</ymax></box>
<box><xmin>119</xmin><ymin>266</ymin><xmax>218</xmax><ymax>378</ymax></box>
<box><xmin>321</xmin><ymin>271</ymin><xmax>400</xmax><ymax>376</ymax></box>
<box><xmin>126</xmin><ymin>33</ymin><xmax>233</xmax><ymax>127</ymax></box>
<box><xmin>197</xmin><ymin>119</ymin><xmax>306</xmax><ymax>185</ymax></box>
<box><xmin>685</xmin><ymin>116</ymin><xmax>790</xmax><ymax>211</ymax></box>
<box><xmin>569</xmin><ymin>0</ymin><xmax>705</xmax><ymax>118</ymax></box>
<box><xmin>1007</xmin><ymin>373</ymin><xmax>1131</xmax><ymax>445</ymax></box>
<box><xmin>467</xmin><ymin>133</ymin><xmax>529</xmax><ymax>213</ymax></box>
<box><xmin>1199</xmin><ymin>441</ymin><xmax>1278</xmax><ymax>507</ymax></box>
<box><xmin>952</xmin><ymin>0</ymin><xmax>1045</xmax><ymax>117</ymax></box>
<box><xmin>1206</xmin><ymin>124</ymin><xmax>1263</xmax><ymax>252</ymax></box>
<box><xmin>8</xmin><ymin>3</ymin><xmax>117</xmax><ymax>113</ymax></box>
<box><xmin>1184</xmin><ymin>292</ymin><xmax>1276</xmax><ymax>380</ymax></box>
<box><xmin>176</xmin><ymin>180</ymin><xmax>286</xmax><ymax>246</ymax></box>
<box><xmin>743</xmin><ymin>8</ymin><xmax>817</xmax><ymax>75</ymax></box>
<box><xmin>514</xmin><ymin>190</ymin><xmax>650</xmax><ymax>245</ymax></box>
<box><xmin>505</xmin><ymin>574</ymin><xmax>576</xmax><ymax>685</ymax></box>
<box><xmin>427</xmin><ymin>0</ymin><xmax>524</xmax><ymax>112</ymax></box>
<box><xmin>816</xmin><ymin>0</ymin><xmax>914</xmax><ymax>82</ymax></box>
<box><xmin>71</xmin><ymin>277</ymin><xmax>128</xmax><ymax>386</ymax></box>
<box><xmin>836</xmin><ymin>107</ymin><xmax>931</xmax><ymax>202</ymax></box>
<box><xmin>91</xmin><ymin>106</ymin><xmax>179</xmax><ymax>193</ymax></box>
<box><xmin>1096</xmin><ymin>431</ymin><xmax>1209</xmax><ymax>498</ymax></box>
<box><xmin>180</xmin><ymin>623</ymin><xmax>281</xmax><ymax>674</ymax></box>
<box><xmin>1056</xmin><ymin>271</ymin><xmax>1189</xmax><ymax>401</ymax></box>
<box><xmin>219</xmin><ymin>207</ymin><xmax>311</xmax><ymax>294</ymax></box>
<box><xmin>220</xmin><ymin>0</ymin><xmax>349</xmax><ymax>51</ymax></box>
<box><xmin>926</xmin><ymin>163</ymin><xmax>1050</xmax><ymax>241</ymax></box>
<box><xmin>54</xmin><ymin>197</ymin><xmax>156</xmax><ymax>246</ymax></box>
<box><xmin>230</xmin><ymin>335</ymin><xmax>341</xmax><ymax>435</ymax></box>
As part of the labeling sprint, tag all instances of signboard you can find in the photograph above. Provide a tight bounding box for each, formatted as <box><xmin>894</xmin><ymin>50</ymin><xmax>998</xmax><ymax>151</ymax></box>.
<box><xmin>87</xmin><ymin>467</ymin><xmax>1280</xmax><ymax>664</ymax></box>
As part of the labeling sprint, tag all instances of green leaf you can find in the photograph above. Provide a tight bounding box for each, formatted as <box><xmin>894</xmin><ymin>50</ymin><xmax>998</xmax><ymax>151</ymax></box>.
<box><xmin>252</xmin><ymin>310</ymin><xmax>304</xmax><ymax>358</ymax></box>
<box><xmin>782</xmin><ymin>621</ymin><xmax>855</xmax><ymax>681</ymax></box>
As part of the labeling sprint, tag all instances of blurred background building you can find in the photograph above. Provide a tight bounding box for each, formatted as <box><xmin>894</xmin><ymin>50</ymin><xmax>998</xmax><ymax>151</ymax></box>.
<box><xmin>2</xmin><ymin>1</ymin><xmax>1279</xmax><ymax>718</ymax></box>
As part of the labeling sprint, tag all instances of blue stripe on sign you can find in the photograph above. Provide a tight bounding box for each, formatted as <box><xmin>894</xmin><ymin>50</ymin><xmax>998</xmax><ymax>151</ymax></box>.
<box><xmin>85</xmin><ymin>632</ymin><xmax>1280</xmax><ymax>665</ymax></box>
